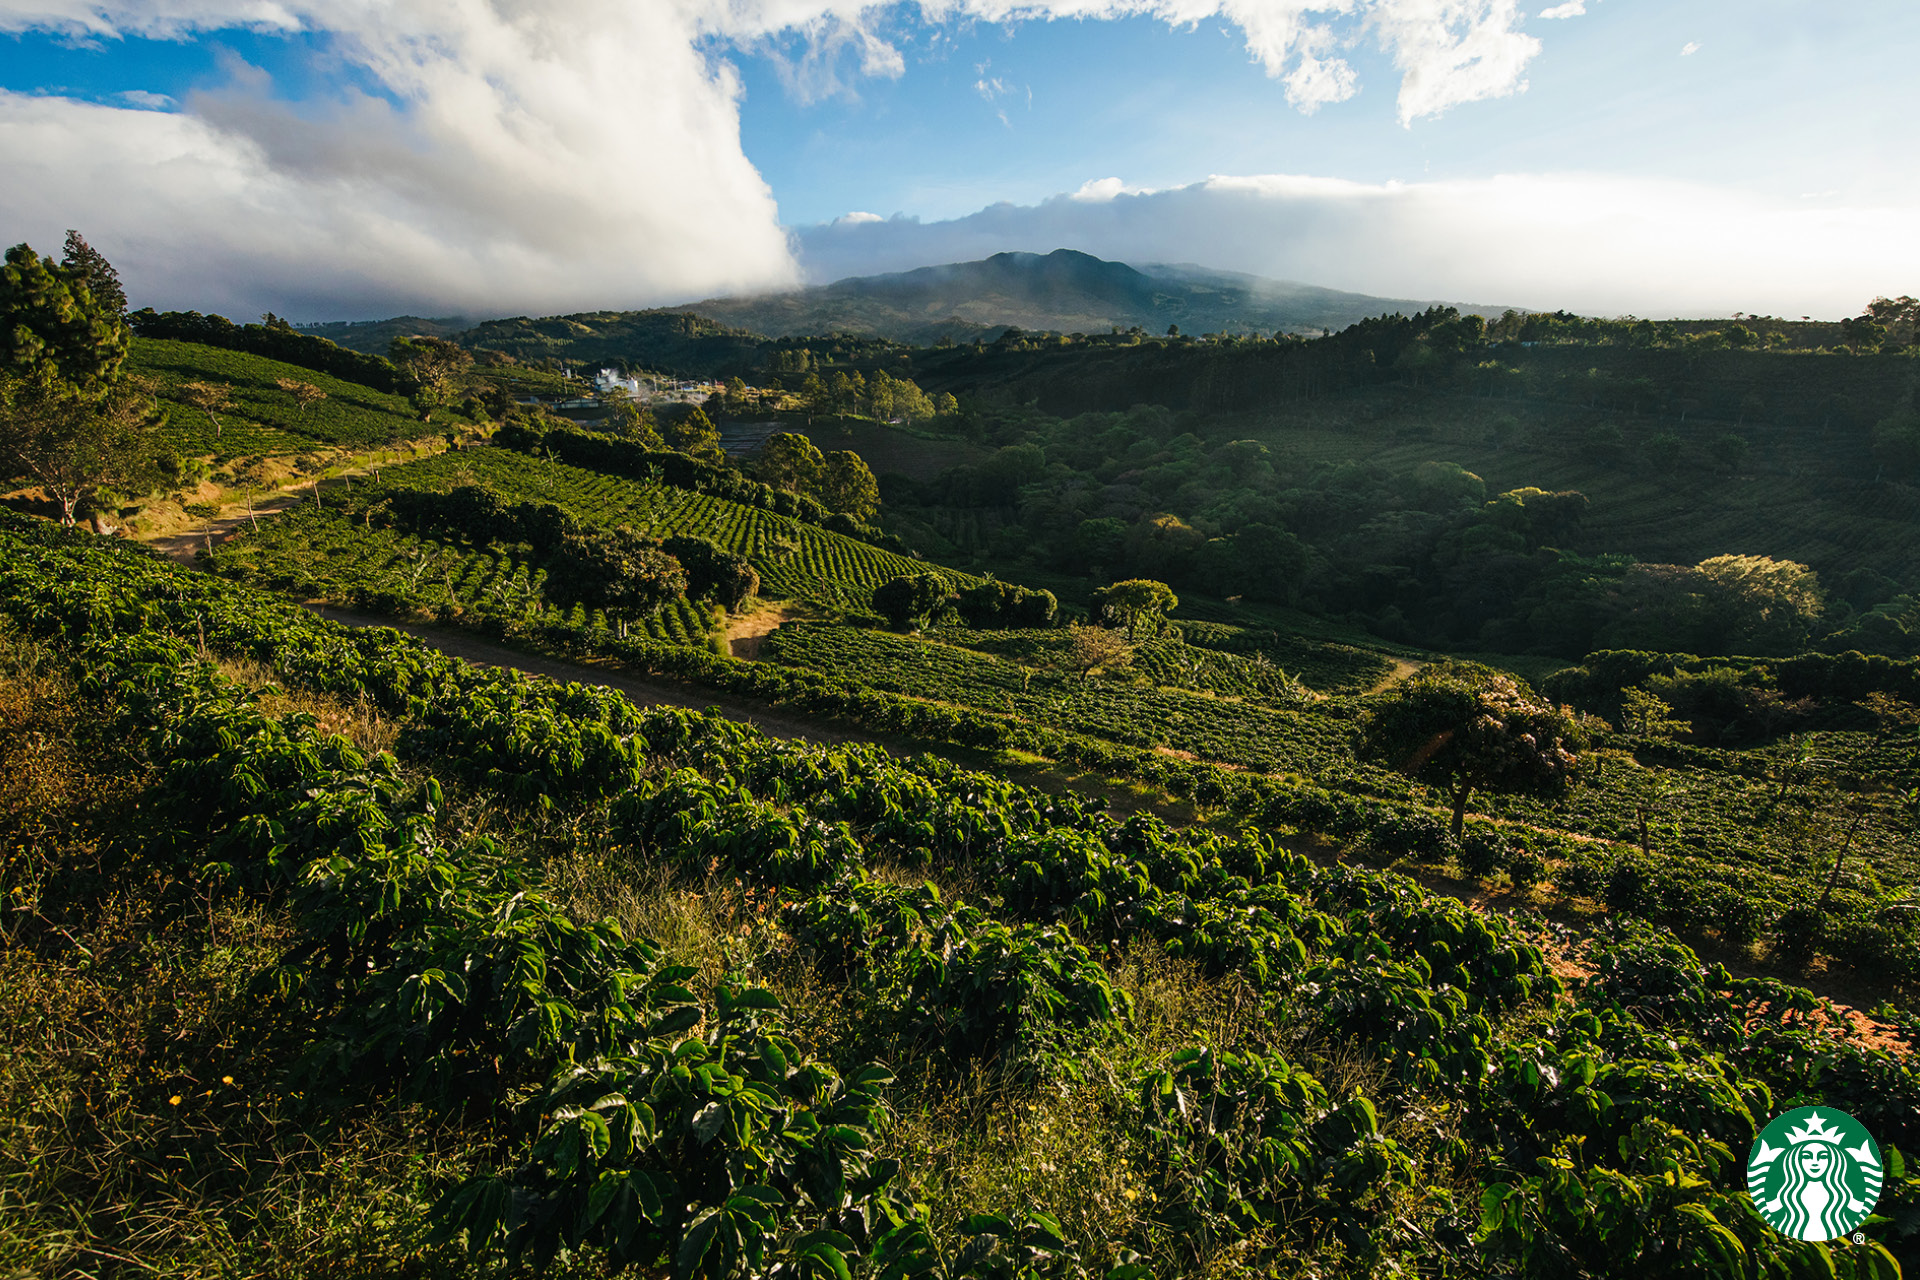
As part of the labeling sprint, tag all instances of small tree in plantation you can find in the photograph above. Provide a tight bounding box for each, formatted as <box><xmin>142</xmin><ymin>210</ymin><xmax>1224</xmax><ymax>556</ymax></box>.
<box><xmin>1091</xmin><ymin>578</ymin><xmax>1178</xmax><ymax>641</ymax></box>
<box><xmin>1360</xmin><ymin>663</ymin><xmax>1587</xmax><ymax>839</ymax></box>
<box><xmin>872</xmin><ymin>573</ymin><xmax>950</xmax><ymax>631</ymax></box>
<box><xmin>390</xmin><ymin>336</ymin><xmax>473</xmax><ymax>422</ymax></box>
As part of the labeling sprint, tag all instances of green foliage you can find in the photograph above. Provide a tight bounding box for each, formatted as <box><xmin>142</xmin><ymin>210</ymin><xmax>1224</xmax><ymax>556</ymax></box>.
<box><xmin>1361</xmin><ymin>663</ymin><xmax>1587</xmax><ymax>836</ymax></box>
<box><xmin>873</xmin><ymin>573</ymin><xmax>951</xmax><ymax>631</ymax></box>
<box><xmin>1</xmin><ymin>241</ymin><xmax>129</xmax><ymax>389</ymax></box>
<box><xmin>131</xmin><ymin>338</ymin><xmax>438</xmax><ymax>453</ymax></box>
<box><xmin>6</xmin><ymin>515</ymin><xmax>1920</xmax><ymax>1275</ymax></box>
<box><xmin>1090</xmin><ymin>579</ymin><xmax>1177</xmax><ymax>641</ymax></box>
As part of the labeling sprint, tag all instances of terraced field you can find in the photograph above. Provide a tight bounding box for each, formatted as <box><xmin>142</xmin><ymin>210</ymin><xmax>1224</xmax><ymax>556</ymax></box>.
<box><xmin>210</xmin><ymin>503</ymin><xmax>717</xmax><ymax>645</ymax></box>
<box><xmin>130</xmin><ymin>338</ymin><xmax>443</xmax><ymax>455</ymax></box>
<box><xmin>362</xmin><ymin>447</ymin><xmax>970</xmax><ymax>606</ymax></box>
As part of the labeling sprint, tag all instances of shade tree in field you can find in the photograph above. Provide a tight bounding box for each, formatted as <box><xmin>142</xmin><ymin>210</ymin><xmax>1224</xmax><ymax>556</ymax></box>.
<box><xmin>665</xmin><ymin>406</ymin><xmax>723</xmax><ymax>462</ymax></box>
<box><xmin>176</xmin><ymin>380</ymin><xmax>235</xmax><ymax>436</ymax></box>
<box><xmin>661</xmin><ymin>535</ymin><xmax>758</xmax><ymax>611</ymax></box>
<box><xmin>390</xmin><ymin>336</ymin><xmax>473</xmax><ymax>422</ymax></box>
<box><xmin>758</xmin><ymin>432</ymin><xmax>824</xmax><ymax>494</ymax></box>
<box><xmin>276</xmin><ymin>377</ymin><xmax>328</xmax><ymax>416</ymax></box>
<box><xmin>1090</xmin><ymin>578</ymin><xmax>1178</xmax><ymax>641</ymax></box>
<box><xmin>1360</xmin><ymin>663</ymin><xmax>1587</xmax><ymax>838</ymax></box>
<box><xmin>0</xmin><ymin>241</ymin><xmax>157</xmax><ymax>526</ymax></box>
<box><xmin>819</xmin><ymin>450</ymin><xmax>880</xmax><ymax>521</ymax></box>
<box><xmin>872</xmin><ymin>572</ymin><xmax>950</xmax><ymax>631</ymax></box>
<box><xmin>601</xmin><ymin>393</ymin><xmax>664</xmax><ymax>449</ymax></box>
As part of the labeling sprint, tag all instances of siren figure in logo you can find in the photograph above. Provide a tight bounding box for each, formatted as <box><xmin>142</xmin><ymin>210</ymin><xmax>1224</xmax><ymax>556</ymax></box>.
<box><xmin>1752</xmin><ymin>1110</ymin><xmax>1883</xmax><ymax>1243</ymax></box>
<box><xmin>1764</xmin><ymin>1141</ymin><xmax>1858</xmax><ymax>1241</ymax></box>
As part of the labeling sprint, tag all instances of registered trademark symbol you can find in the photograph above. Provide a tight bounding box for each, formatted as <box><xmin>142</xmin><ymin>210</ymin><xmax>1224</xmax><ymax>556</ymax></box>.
<box><xmin>1852</xmin><ymin>1233</ymin><xmax>1867</xmax><ymax>1245</ymax></box>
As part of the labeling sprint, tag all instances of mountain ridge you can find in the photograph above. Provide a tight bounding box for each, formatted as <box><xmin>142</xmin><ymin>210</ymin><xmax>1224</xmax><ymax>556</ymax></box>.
<box><xmin>685</xmin><ymin>248</ymin><xmax>1516</xmax><ymax>343</ymax></box>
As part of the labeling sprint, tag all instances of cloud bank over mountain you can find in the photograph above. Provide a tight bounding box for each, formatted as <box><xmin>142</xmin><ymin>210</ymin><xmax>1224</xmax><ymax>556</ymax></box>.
<box><xmin>795</xmin><ymin>174</ymin><xmax>1920</xmax><ymax>320</ymax></box>
<box><xmin>0</xmin><ymin>0</ymin><xmax>1558</xmax><ymax>318</ymax></box>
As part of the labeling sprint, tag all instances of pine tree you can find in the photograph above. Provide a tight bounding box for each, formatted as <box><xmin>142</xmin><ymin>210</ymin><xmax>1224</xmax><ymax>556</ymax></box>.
<box><xmin>61</xmin><ymin>230</ymin><xmax>127</xmax><ymax>315</ymax></box>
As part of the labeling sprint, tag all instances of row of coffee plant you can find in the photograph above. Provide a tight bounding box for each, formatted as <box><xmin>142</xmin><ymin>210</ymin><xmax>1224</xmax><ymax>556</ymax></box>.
<box><xmin>4</xmin><ymin>514</ymin><xmax>1914</xmax><ymax>1273</ymax></box>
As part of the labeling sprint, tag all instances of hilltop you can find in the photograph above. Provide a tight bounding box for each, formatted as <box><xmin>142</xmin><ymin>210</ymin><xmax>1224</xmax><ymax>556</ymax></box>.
<box><xmin>682</xmin><ymin>249</ymin><xmax>1514</xmax><ymax>343</ymax></box>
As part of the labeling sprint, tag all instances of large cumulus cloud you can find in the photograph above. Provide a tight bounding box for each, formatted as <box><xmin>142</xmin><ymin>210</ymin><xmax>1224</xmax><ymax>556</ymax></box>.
<box><xmin>0</xmin><ymin>0</ymin><xmax>1553</xmax><ymax>318</ymax></box>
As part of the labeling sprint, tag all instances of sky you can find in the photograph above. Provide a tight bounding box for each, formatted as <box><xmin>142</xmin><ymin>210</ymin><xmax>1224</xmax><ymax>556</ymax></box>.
<box><xmin>0</xmin><ymin>1</ymin><xmax>1914</xmax><ymax>321</ymax></box>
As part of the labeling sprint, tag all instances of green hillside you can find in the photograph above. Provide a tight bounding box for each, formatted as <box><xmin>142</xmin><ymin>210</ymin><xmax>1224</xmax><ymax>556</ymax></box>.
<box><xmin>130</xmin><ymin>337</ymin><xmax>446</xmax><ymax>455</ymax></box>
<box><xmin>5</xmin><ymin>512</ymin><xmax>1917</xmax><ymax>1277</ymax></box>
<box><xmin>209</xmin><ymin>446</ymin><xmax>969</xmax><ymax>621</ymax></box>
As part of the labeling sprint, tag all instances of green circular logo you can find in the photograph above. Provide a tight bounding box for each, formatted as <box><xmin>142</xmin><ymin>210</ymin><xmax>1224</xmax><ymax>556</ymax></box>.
<box><xmin>1748</xmin><ymin>1107</ymin><xmax>1882</xmax><ymax>1242</ymax></box>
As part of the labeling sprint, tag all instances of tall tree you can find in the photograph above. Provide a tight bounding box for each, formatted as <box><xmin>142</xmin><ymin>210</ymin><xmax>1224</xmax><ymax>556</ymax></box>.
<box><xmin>819</xmin><ymin>450</ymin><xmax>879</xmax><ymax>520</ymax></box>
<box><xmin>61</xmin><ymin>230</ymin><xmax>127</xmax><ymax>315</ymax></box>
<box><xmin>0</xmin><ymin>242</ymin><xmax>154</xmax><ymax>526</ymax></box>
<box><xmin>1090</xmin><ymin>578</ymin><xmax>1178</xmax><ymax>641</ymax></box>
<box><xmin>665</xmin><ymin>406</ymin><xmax>723</xmax><ymax>462</ymax></box>
<box><xmin>390</xmin><ymin>335</ymin><xmax>472</xmax><ymax>422</ymax></box>
<box><xmin>758</xmin><ymin>432</ymin><xmax>825</xmax><ymax>494</ymax></box>
<box><xmin>1360</xmin><ymin>663</ymin><xmax>1587</xmax><ymax>839</ymax></box>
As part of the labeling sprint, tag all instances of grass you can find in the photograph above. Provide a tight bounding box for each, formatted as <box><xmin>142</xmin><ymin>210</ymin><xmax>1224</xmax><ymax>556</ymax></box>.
<box><xmin>0</xmin><ymin>626</ymin><xmax>506</xmax><ymax>1277</ymax></box>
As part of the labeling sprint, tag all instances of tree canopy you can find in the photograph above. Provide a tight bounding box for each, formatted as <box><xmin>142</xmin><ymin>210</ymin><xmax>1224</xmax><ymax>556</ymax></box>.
<box><xmin>872</xmin><ymin>573</ymin><xmax>949</xmax><ymax>631</ymax></box>
<box><xmin>1091</xmin><ymin>578</ymin><xmax>1178</xmax><ymax>640</ymax></box>
<box><xmin>1360</xmin><ymin>663</ymin><xmax>1587</xmax><ymax>838</ymax></box>
<box><xmin>0</xmin><ymin>241</ymin><xmax>154</xmax><ymax>526</ymax></box>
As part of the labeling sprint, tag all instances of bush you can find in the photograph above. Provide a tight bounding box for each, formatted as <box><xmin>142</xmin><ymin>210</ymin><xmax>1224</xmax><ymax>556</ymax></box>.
<box><xmin>1458</xmin><ymin>823</ymin><xmax>1510</xmax><ymax>881</ymax></box>
<box><xmin>1372</xmin><ymin>810</ymin><xmax>1454</xmax><ymax>863</ymax></box>
<box><xmin>1604</xmin><ymin>862</ymin><xmax>1654</xmax><ymax>916</ymax></box>
<box><xmin>1773</xmin><ymin>905</ymin><xmax>1825</xmax><ymax>966</ymax></box>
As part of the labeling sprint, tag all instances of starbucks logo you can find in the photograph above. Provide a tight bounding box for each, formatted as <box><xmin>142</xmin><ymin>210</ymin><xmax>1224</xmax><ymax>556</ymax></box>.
<box><xmin>1748</xmin><ymin>1108</ymin><xmax>1882</xmax><ymax>1242</ymax></box>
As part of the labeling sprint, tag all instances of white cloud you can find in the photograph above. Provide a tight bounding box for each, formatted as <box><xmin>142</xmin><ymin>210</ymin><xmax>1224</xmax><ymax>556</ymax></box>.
<box><xmin>0</xmin><ymin>0</ymin><xmax>1559</xmax><ymax>316</ymax></box>
<box><xmin>1071</xmin><ymin>176</ymin><xmax>1156</xmax><ymax>200</ymax></box>
<box><xmin>0</xmin><ymin>2</ymin><xmax>799</xmax><ymax>318</ymax></box>
<box><xmin>833</xmin><ymin>210</ymin><xmax>885</xmax><ymax>223</ymax></box>
<box><xmin>1537</xmin><ymin>1</ymin><xmax>1583</xmax><ymax>18</ymax></box>
<box><xmin>792</xmin><ymin>171</ymin><xmax>1920</xmax><ymax>318</ymax></box>
<box><xmin>1370</xmin><ymin>0</ymin><xmax>1540</xmax><ymax>126</ymax></box>
<box><xmin>116</xmin><ymin>89</ymin><xmax>175</xmax><ymax>109</ymax></box>
<box><xmin>1680</xmin><ymin>40</ymin><xmax>1701</xmax><ymax>55</ymax></box>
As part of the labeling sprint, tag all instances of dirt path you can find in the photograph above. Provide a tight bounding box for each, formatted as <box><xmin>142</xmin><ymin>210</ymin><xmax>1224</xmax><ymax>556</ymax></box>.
<box><xmin>725</xmin><ymin>603</ymin><xmax>806</xmax><ymax>660</ymax></box>
<box><xmin>151</xmin><ymin>493</ymin><xmax>308</xmax><ymax>564</ymax></box>
<box><xmin>1367</xmin><ymin>657</ymin><xmax>1426</xmax><ymax>695</ymax></box>
<box><xmin>309</xmin><ymin>606</ymin><xmax>879</xmax><ymax>749</ymax></box>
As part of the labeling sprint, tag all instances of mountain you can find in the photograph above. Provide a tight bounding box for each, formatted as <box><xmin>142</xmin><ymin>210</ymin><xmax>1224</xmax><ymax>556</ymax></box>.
<box><xmin>685</xmin><ymin>249</ymin><xmax>1514</xmax><ymax>343</ymax></box>
<box><xmin>293</xmin><ymin>315</ymin><xmax>472</xmax><ymax>356</ymax></box>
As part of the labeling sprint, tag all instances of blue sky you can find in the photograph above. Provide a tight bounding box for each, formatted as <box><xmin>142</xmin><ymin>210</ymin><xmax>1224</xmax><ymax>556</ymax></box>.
<box><xmin>734</xmin><ymin>3</ymin><xmax>1913</xmax><ymax>226</ymax></box>
<box><xmin>0</xmin><ymin>1</ymin><xmax>1913</xmax><ymax>319</ymax></box>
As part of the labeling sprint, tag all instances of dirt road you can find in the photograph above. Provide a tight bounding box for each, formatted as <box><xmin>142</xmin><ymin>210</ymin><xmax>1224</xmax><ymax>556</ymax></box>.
<box><xmin>309</xmin><ymin>606</ymin><xmax>878</xmax><ymax>749</ymax></box>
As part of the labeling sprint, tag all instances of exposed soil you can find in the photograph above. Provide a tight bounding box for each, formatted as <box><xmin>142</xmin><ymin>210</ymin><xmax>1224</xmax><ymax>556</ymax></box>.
<box><xmin>725</xmin><ymin>604</ymin><xmax>807</xmax><ymax>660</ymax></box>
<box><xmin>149</xmin><ymin>491</ymin><xmax>309</xmax><ymax>564</ymax></box>
<box><xmin>1367</xmin><ymin>657</ymin><xmax>1427</xmax><ymax>695</ymax></box>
